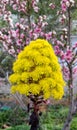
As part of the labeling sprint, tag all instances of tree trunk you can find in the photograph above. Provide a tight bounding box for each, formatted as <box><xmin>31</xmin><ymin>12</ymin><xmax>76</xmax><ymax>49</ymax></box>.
<box><xmin>62</xmin><ymin>96</ymin><xmax>77</xmax><ymax>130</ymax></box>
<box><xmin>62</xmin><ymin>87</ymin><xmax>75</xmax><ymax>130</ymax></box>
<box><xmin>29</xmin><ymin>111</ymin><xmax>39</xmax><ymax>130</ymax></box>
<box><xmin>62</xmin><ymin>103</ymin><xmax>73</xmax><ymax>130</ymax></box>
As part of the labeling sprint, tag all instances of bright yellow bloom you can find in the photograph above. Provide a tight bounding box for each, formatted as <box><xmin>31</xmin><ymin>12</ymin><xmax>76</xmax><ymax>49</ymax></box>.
<box><xmin>9</xmin><ymin>39</ymin><xmax>65</xmax><ymax>99</ymax></box>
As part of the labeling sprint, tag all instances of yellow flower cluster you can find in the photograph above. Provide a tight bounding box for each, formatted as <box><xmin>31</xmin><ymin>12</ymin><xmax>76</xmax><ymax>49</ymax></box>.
<box><xmin>9</xmin><ymin>39</ymin><xmax>65</xmax><ymax>99</ymax></box>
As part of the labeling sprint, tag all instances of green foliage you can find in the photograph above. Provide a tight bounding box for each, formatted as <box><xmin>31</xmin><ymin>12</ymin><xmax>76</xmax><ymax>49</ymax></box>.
<box><xmin>70</xmin><ymin>118</ymin><xmax>77</xmax><ymax>130</ymax></box>
<box><xmin>5</xmin><ymin>125</ymin><xmax>30</xmax><ymax>130</ymax></box>
<box><xmin>0</xmin><ymin>104</ymin><xmax>77</xmax><ymax>130</ymax></box>
<box><xmin>0</xmin><ymin>19</ymin><xmax>8</xmax><ymax>28</ymax></box>
<box><xmin>71</xmin><ymin>0</ymin><xmax>77</xmax><ymax>20</ymax></box>
<box><xmin>0</xmin><ymin>107</ymin><xmax>28</xmax><ymax>128</ymax></box>
<box><xmin>40</xmin><ymin>124</ymin><xmax>62</xmax><ymax>130</ymax></box>
<box><xmin>72</xmin><ymin>11</ymin><xmax>77</xmax><ymax>20</ymax></box>
<box><xmin>40</xmin><ymin>104</ymin><xmax>68</xmax><ymax>129</ymax></box>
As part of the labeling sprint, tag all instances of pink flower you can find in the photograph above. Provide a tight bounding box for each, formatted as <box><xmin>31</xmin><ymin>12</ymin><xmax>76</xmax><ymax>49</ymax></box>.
<box><xmin>34</xmin><ymin>27</ymin><xmax>41</xmax><ymax>33</ymax></box>
<box><xmin>60</xmin><ymin>51</ymin><xmax>65</xmax><ymax>60</ymax></box>
<box><xmin>31</xmin><ymin>23</ymin><xmax>36</xmax><ymax>28</ymax></box>
<box><xmin>70</xmin><ymin>84</ymin><xmax>73</xmax><ymax>88</ymax></box>
<box><xmin>11</xmin><ymin>30</ymin><xmax>16</xmax><ymax>37</ymax></box>
<box><xmin>42</xmin><ymin>22</ymin><xmax>48</xmax><ymax>27</ymax></box>
<box><xmin>32</xmin><ymin>0</ymin><xmax>39</xmax><ymax>12</ymax></box>
<box><xmin>33</xmin><ymin>6</ymin><xmax>39</xmax><ymax>12</ymax></box>
<box><xmin>49</xmin><ymin>3</ymin><xmax>55</xmax><ymax>9</ymax></box>
<box><xmin>40</xmin><ymin>32</ymin><xmax>45</xmax><ymax>37</ymax></box>
<box><xmin>62</xmin><ymin>0</ymin><xmax>68</xmax><ymax>2</ymax></box>
<box><xmin>75</xmin><ymin>42</ymin><xmax>77</xmax><ymax>47</ymax></box>
<box><xmin>16</xmin><ymin>29</ymin><xmax>20</xmax><ymax>37</ymax></box>
<box><xmin>65</xmin><ymin>49</ymin><xmax>73</xmax><ymax>63</ymax></box>
<box><xmin>62</xmin><ymin>66</ymin><xmax>70</xmax><ymax>80</ymax></box>
<box><xmin>13</xmin><ymin>4</ymin><xmax>17</xmax><ymax>10</ymax></box>
<box><xmin>29</xmin><ymin>30</ymin><xmax>33</xmax><ymax>38</ymax></box>
<box><xmin>45</xmin><ymin>32</ymin><xmax>52</xmax><ymax>40</ymax></box>
<box><xmin>61</xmin><ymin>3</ymin><xmax>67</xmax><ymax>12</ymax></box>
<box><xmin>4</xmin><ymin>35</ymin><xmax>8</xmax><ymax>40</ymax></box>
<box><xmin>17</xmin><ymin>49</ymin><xmax>21</xmax><ymax>53</ymax></box>
<box><xmin>59</xmin><ymin>16</ymin><xmax>65</xmax><ymax>24</ymax></box>
<box><xmin>20</xmin><ymin>33</ymin><xmax>25</xmax><ymax>39</ymax></box>
<box><xmin>54</xmin><ymin>46</ymin><xmax>61</xmax><ymax>55</ymax></box>
<box><xmin>17</xmin><ymin>39</ymin><xmax>22</xmax><ymax>45</ymax></box>
<box><xmin>33</xmin><ymin>33</ymin><xmax>39</xmax><ymax>39</ymax></box>
<box><xmin>26</xmin><ymin>38</ymin><xmax>30</xmax><ymax>45</ymax></box>
<box><xmin>73</xmin><ymin>67</ymin><xmax>77</xmax><ymax>75</ymax></box>
<box><xmin>15</xmin><ymin>22</ymin><xmax>20</xmax><ymax>27</ymax></box>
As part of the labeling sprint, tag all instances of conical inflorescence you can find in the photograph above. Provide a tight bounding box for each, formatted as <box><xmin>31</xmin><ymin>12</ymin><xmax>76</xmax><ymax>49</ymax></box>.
<box><xmin>9</xmin><ymin>39</ymin><xmax>65</xmax><ymax>99</ymax></box>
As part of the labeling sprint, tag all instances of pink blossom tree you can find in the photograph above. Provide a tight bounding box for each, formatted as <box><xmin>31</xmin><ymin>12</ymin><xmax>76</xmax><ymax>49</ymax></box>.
<box><xmin>0</xmin><ymin>0</ymin><xmax>58</xmax><ymax>56</ymax></box>
<box><xmin>54</xmin><ymin>0</ymin><xmax>77</xmax><ymax>130</ymax></box>
<box><xmin>0</xmin><ymin>0</ymin><xmax>77</xmax><ymax>130</ymax></box>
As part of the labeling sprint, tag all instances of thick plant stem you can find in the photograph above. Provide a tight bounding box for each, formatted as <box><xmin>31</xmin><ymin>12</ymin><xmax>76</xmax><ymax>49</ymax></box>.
<box><xmin>29</xmin><ymin>110</ymin><xmax>39</xmax><ymax>130</ymax></box>
<box><xmin>29</xmin><ymin>97</ymin><xmax>39</xmax><ymax>130</ymax></box>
